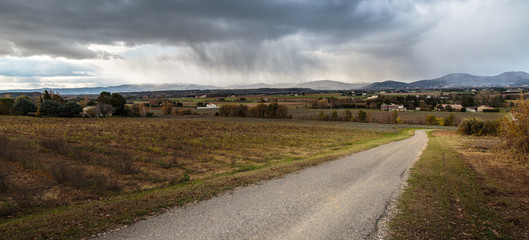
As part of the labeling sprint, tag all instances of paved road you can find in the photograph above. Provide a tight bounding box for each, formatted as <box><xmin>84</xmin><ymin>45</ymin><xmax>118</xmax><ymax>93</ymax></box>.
<box><xmin>99</xmin><ymin>130</ymin><xmax>429</xmax><ymax>240</ymax></box>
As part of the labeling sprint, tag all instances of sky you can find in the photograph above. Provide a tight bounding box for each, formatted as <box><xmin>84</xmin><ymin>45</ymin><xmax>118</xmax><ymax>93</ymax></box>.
<box><xmin>1</xmin><ymin>0</ymin><xmax>529</xmax><ymax>90</ymax></box>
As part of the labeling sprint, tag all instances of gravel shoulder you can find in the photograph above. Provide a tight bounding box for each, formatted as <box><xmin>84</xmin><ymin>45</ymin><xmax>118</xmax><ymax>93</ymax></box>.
<box><xmin>98</xmin><ymin>130</ymin><xmax>429</xmax><ymax>240</ymax></box>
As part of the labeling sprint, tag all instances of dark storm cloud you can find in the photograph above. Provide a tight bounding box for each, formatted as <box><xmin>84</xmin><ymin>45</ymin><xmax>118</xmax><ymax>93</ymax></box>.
<box><xmin>0</xmin><ymin>0</ymin><xmax>418</xmax><ymax>59</ymax></box>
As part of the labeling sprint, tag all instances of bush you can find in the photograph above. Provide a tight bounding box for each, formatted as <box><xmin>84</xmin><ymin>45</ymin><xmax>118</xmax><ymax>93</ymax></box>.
<box><xmin>457</xmin><ymin>117</ymin><xmax>500</xmax><ymax>136</ymax></box>
<box><xmin>344</xmin><ymin>110</ymin><xmax>353</xmax><ymax>121</ymax></box>
<box><xmin>425</xmin><ymin>115</ymin><xmax>440</xmax><ymax>125</ymax></box>
<box><xmin>357</xmin><ymin>110</ymin><xmax>367</xmax><ymax>123</ymax></box>
<box><xmin>60</xmin><ymin>101</ymin><xmax>83</xmax><ymax>117</ymax></box>
<box><xmin>483</xmin><ymin>108</ymin><xmax>499</xmax><ymax>112</ymax></box>
<box><xmin>0</xmin><ymin>98</ymin><xmax>14</xmax><ymax>115</ymax></box>
<box><xmin>318</xmin><ymin>110</ymin><xmax>328</xmax><ymax>121</ymax></box>
<box><xmin>13</xmin><ymin>96</ymin><xmax>37</xmax><ymax>115</ymax></box>
<box><xmin>501</xmin><ymin>98</ymin><xmax>529</xmax><ymax>159</ymax></box>
<box><xmin>443</xmin><ymin>114</ymin><xmax>455</xmax><ymax>126</ymax></box>
<box><xmin>39</xmin><ymin>100</ymin><xmax>61</xmax><ymax>116</ymax></box>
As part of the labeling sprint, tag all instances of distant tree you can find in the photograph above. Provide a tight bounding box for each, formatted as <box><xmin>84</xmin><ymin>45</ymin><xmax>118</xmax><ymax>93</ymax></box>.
<box><xmin>318</xmin><ymin>110</ymin><xmax>328</xmax><ymax>121</ymax></box>
<box><xmin>97</xmin><ymin>103</ymin><xmax>114</xmax><ymax>117</ymax></box>
<box><xmin>97</xmin><ymin>91</ymin><xmax>112</xmax><ymax>105</ymax></box>
<box><xmin>265</xmin><ymin>102</ymin><xmax>279</xmax><ymax>118</ymax></box>
<box><xmin>357</xmin><ymin>110</ymin><xmax>367</xmax><ymax>123</ymax></box>
<box><xmin>425</xmin><ymin>115</ymin><xmax>440</xmax><ymax>125</ymax></box>
<box><xmin>13</xmin><ymin>96</ymin><xmax>37</xmax><ymax>115</ymax></box>
<box><xmin>162</xmin><ymin>102</ymin><xmax>173</xmax><ymax>115</ymax></box>
<box><xmin>0</xmin><ymin>98</ymin><xmax>14</xmax><ymax>115</ymax></box>
<box><xmin>39</xmin><ymin>100</ymin><xmax>61</xmax><ymax>116</ymax></box>
<box><xmin>344</xmin><ymin>110</ymin><xmax>353</xmax><ymax>121</ymax></box>
<box><xmin>445</xmin><ymin>105</ymin><xmax>454</xmax><ymax>112</ymax></box>
<box><xmin>42</xmin><ymin>90</ymin><xmax>52</xmax><ymax>101</ymax></box>
<box><xmin>247</xmin><ymin>103</ymin><xmax>267</xmax><ymax>118</ymax></box>
<box><xmin>461</xmin><ymin>96</ymin><xmax>475</xmax><ymax>107</ymax></box>
<box><xmin>390</xmin><ymin>111</ymin><xmax>399</xmax><ymax>124</ymax></box>
<box><xmin>317</xmin><ymin>99</ymin><xmax>329</xmax><ymax>109</ymax></box>
<box><xmin>331</xmin><ymin>111</ymin><xmax>338</xmax><ymax>121</ymax></box>
<box><xmin>111</xmin><ymin>93</ymin><xmax>127</xmax><ymax>116</ymax></box>
<box><xmin>50</xmin><ymin>91</ymin><xmax>65</xmax><ymax>105</ymax></box>
<box><xmin>82</xmin><ymin>99</ymin><xmax>95</xmax><ymax>106</ymax></box>
<box><xmin>444</xmin><ymin>113</ymin><xmax>455</xmax><ymax>126</ymax></box>
<box><xmin>128</xmin><ymin>104</ymin><xmax>141</xmax><ymax>117</ymax></box>
<box><xmin>60</xmin><ymin>101</ymin><xmax>83</xmax><ymax>117</ymax></box>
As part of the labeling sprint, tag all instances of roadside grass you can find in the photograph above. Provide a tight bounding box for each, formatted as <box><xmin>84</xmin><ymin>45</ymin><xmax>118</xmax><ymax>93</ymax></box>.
<box><xmin>388</xmin><ymin>130</ymin><xmax>507</xmax><ymax>239</ymax></box>
<box><xmin>0</xmin><ymin>116</ymin><xmax>414</xmax><ymax>239</ymax></box>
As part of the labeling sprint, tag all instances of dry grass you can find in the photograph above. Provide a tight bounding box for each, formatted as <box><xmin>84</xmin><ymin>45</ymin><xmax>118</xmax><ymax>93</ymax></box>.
<box><xmin>0</xmin><ymin>115</ymin><xmax>413</xmax><ymax>239</ymax></box>
<box><xmin>457</xmin><ymin>136</ymin><xmax>529</xmax><ymax>239</ymax></box>
<box><xmin>389</xmin><ymin>130</ymin><xmax>528</xmax><ymax>239</ymax></box>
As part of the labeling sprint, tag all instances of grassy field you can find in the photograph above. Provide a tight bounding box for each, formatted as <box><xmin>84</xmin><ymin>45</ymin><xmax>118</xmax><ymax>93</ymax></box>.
<box><xmin>0</xmin><ymin>116</ymin><xmax>415</xmax><ymax>239</ymax></box>
<box><xmin>388</xmin><ymin>130</ymin><xmax>528</xmax><ymax>239</ymax></box>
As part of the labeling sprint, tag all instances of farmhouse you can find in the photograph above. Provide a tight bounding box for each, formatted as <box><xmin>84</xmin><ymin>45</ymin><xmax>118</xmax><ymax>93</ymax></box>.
<box><xmin>477</xmin><ymin>105</ymin><xmax>495</xmax><ymax>112</ymax></box>
<box><xmin>380</xmin><ymin>104</ymin><xmax>406</xmax><ymax>111</ymax></box>
<box><xmin>197</xmin><ymin>103</ymin><xmax>219</xmax><ymax>109</ymax></box>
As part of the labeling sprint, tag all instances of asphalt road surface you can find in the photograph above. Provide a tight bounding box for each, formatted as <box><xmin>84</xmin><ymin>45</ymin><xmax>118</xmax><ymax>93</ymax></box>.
<box><xmin>99</xmin><ymin>130</ymin><xmax>429</xmax><ymax>240</ymax></box>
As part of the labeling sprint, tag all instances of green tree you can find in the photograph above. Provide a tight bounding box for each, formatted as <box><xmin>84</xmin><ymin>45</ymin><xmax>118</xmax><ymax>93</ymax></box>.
<box><xmin>0</xmin><ymin>98</ymin><xmax>15</xmax><ymax>115</ymax></box>
<box><xmin>357</xmin><ymin>110</ymin><xmax>367</xmax><ymax>123</ymax></box>
<box><xmin>461</xmin><ymin>96</ymin><xmax>475</xmax><ymax>107</ymax></box>
<box><xmin>60</xmin><ymin>101</ymin><xmax>83</xmax><ymax>117</ymax></box>
<box><xmin>111</xmin><ymin>93</ymin><xmax>127</xmax><ymax>116</ymax></box>
<box><xmin>97</xmin><ymin>91</ymin><xmax>112</xmax><ymax>105</ymax></box>
<box><xmin>39</xmin><ymin>100</ymin><xmax>61</xmax><ymax>116</ymax></box>
<box><xmin>13</xmin><ymin>96</ymin><xmax>37</xmax><ymax>115</ymax></box>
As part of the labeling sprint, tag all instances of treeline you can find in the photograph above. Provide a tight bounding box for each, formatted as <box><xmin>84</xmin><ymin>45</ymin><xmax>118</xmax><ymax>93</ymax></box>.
<box><xmin>0</xmin><ymin>90</ymin><xmax>133</xmax><ymax>118</ymax></box>
<box><xmin>218</xmin><ymin>102</ymin><xmax>291</xmax><ymax>119</ymax></box>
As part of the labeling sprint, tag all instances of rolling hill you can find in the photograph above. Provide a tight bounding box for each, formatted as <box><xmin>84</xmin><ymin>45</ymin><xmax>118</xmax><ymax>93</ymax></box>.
<box><xmin>366</xmin><ymin>71</ymin><xmax>529</xmax><ymax>89</ymax></box>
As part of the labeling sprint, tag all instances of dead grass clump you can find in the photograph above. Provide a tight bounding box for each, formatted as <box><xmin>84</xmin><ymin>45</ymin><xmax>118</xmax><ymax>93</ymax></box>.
<box><xmin>0</xmin><ymin>171</ymin><xmax>7</xmax><ymax>193</ymax></box>
<box><xmin>39</xmin><ymin>138</ymin><xmax>67</xmax><ymax>154</ymax></box>
<box><xmin>110</xmin><ymin>151</ymin><xmax>140</xmax><ymax>175</ymax></box>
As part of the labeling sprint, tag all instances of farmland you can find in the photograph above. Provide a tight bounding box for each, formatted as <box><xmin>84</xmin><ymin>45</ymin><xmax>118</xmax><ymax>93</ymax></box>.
<box><xmin>0</xmin><ymin>115</ymin><xmax>416</xmax><ymax>239</ymax></box>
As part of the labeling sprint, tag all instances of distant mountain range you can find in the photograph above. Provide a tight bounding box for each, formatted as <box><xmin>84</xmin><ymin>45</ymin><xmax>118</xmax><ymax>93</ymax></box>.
<box><xmin>0</xmin><ymin>80</ymin><xmax>367</xmax><ymax>95</ymax></box>
<box><xmin>228</xmin><ymin>80</ymin><xmax>367</xmax><ymax>90</ymax></box>
<box><xmin>1</xmin><ymin>72</ymin><xmax>528</xmax><ymax>95</ymax></box>
<box><xmin>366</xmin><ymin>71</ymin><xmax>529</xmax><ymax>90</ymax></box>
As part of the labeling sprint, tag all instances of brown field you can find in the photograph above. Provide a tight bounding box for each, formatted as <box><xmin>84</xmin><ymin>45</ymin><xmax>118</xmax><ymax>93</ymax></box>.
<box><xmin>0</xmin><ymin>115</ymin><xmax>414</xmax><ymax>239</ymax></box>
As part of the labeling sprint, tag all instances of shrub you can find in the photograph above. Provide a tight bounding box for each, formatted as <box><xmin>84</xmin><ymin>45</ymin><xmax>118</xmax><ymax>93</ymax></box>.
<box><xmin>39</xmin><ymin>100</ymin><xmax>61</xmax><ymax>116</ymax></box>
<box><xmin>443</xmin><ymin>114</ymin><xmax>455</xmax><ymax>126</ymax></box>
<box><xmin>318</xmin><ymin>110</ymin><xmax>328</xmax><ymax>121</ymax></box>
<box><xmin>13</xmin><ymin>96</ymin><xmax>37</xmax><ymax>115</ymax></box>
<box><xmin>457</xmin><ymin>117</ymin><xmax>500</xmax><ymax>136</ymax></box>
<box><xmin>162</xmin><ymin>103</ymin><xmax>173</xmax><ymax>115</ymax></box>
<box><xmin>390</xmin><ymin>111</ymin><xmax>403</xmax><ymax>124</ymax></box>
<box><xmin>357</xmin><ymin>110</ymin><xmax>367</xmax><ymax>123</ymax></box>
<box><xmin>501</xmin><ymin>97</ymin><xmax>529</xmax><ymax>159</ymax></box>
<box><xmin>425</xmin><ymin>115</ymin><xmax>440</xmax><ymax>125</ymax></box>
<box><xmin>0</xmin><ymin>97</ymin><xmax>14</xmax><ymax>115</ymax></box>
<box><xmin>331</xmin><ymin>111</ymin><xmax>338</xmax><ymax>121</ymax></box>
<box><xmin>344</xmin><ymin>110</ymin><xmax>353</xmax><ymax>121</ymax></box>
<box><xmin>60</xmin><ymin>101</ymin><xmax>83</xmax><ymax>117</ymax></box>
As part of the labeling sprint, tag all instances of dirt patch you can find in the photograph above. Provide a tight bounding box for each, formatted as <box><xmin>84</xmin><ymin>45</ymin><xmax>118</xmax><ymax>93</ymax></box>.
<box><xmin>431</xmin><ymin>129</ymin><xmax>457</xmax><ymax>137</ymax></box>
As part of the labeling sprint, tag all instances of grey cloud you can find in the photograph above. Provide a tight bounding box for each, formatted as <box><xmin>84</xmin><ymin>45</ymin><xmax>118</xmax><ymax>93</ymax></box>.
<box><xmin>0</xmin><ymin>0</ymin><xmax>421</xmax><ymax>59</ymax></box>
